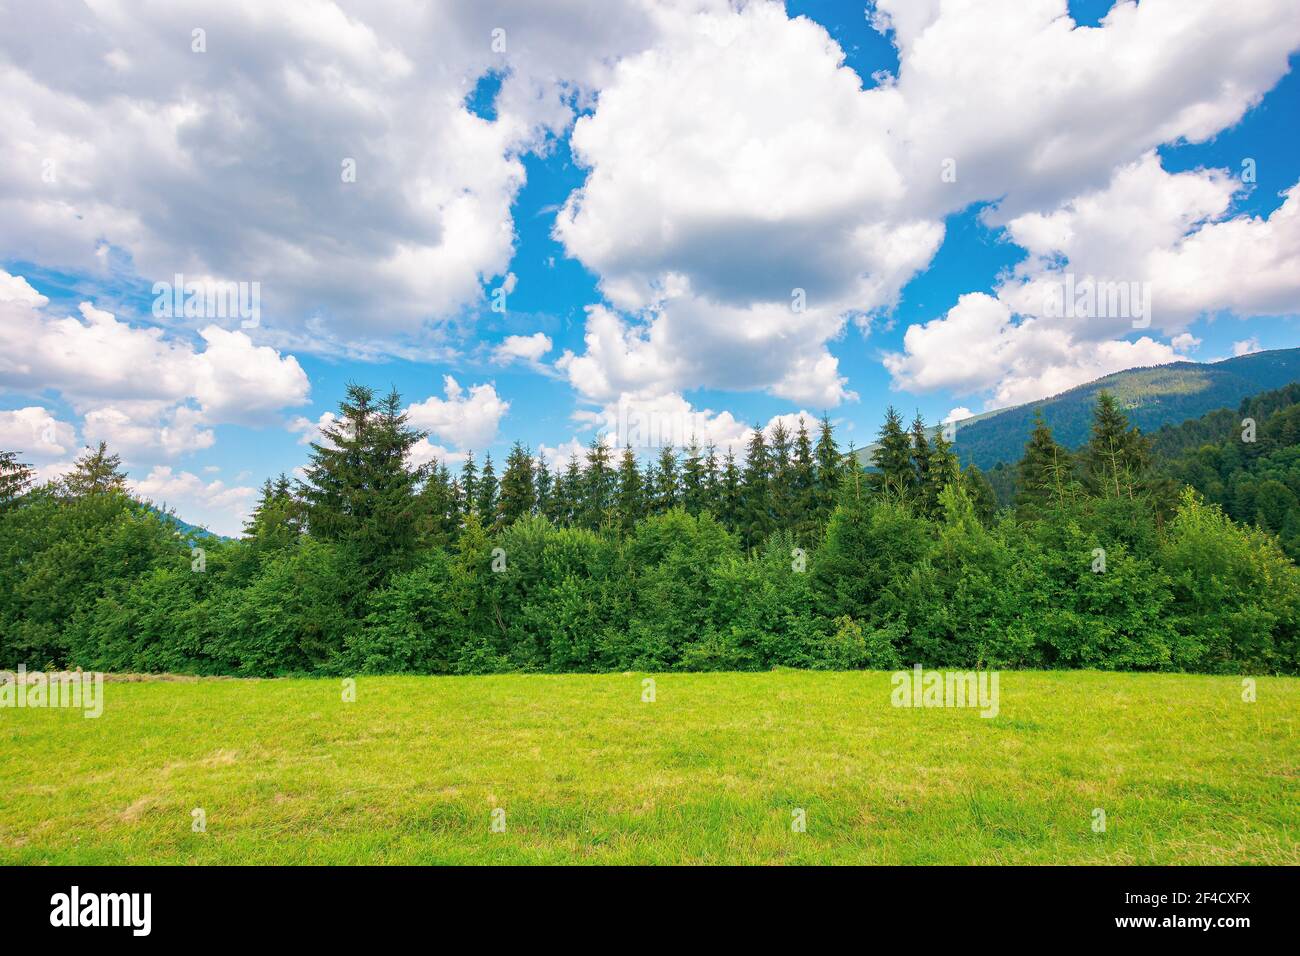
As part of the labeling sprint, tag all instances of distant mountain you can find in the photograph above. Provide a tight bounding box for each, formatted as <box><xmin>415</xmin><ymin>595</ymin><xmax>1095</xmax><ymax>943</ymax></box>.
<box><xmin>144</xmin><ymin>504</ymin><xmax>226</xmax><ymax>542</ymax></box>
<box><xmin>856</xmin><ymin>348</ymin><xmax>1300</xmax><ymax>472</ymax></box>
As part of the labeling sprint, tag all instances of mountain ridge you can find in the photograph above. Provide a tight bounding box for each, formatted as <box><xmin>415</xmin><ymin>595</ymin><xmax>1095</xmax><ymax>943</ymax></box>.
<box><xmin>856</xmin><ymin>347</ymin><xmax>1300</xmax><ymax>471</ymax></box>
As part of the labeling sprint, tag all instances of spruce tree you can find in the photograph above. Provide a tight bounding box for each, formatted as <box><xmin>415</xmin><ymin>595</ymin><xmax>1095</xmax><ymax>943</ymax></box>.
<box><xmin>556</xmin><ymin>451</ymin><xmax>583</xmax><ymax>526</ymax></box>
<box><xmin>682</xmin><ymin>436</ymin><xmax>706</xmax><ymax>514</ymax></box>
<box><xmin>741</xmin><ymin>425</ymin><xmax>773</xmax><ymax>549</ymax></box>
<box><xmin>719</xmin><ymin>448</ymin><xmax>742</xmax><ymax>529</ymax></box>
<box><xmin>245</xmin><ymin>473</ymin><xmax>304</xmax><ymax>547</ymax></box>
<box><xmin>615</xmin><ymin>447</ymin><xmax>645</xmax><ymax>532</ymax></box>
<box><xmin>844</xmin><ymin>442</ymin><xmax>866</xmax><ymax>501</ymax></box>
<box><xmin>653</xmin><ymin>445</ymin><xmax>679</xmax><ymax>512</ymax></box>
<box><xmin>791</xmin><ymin>418</ymin><xmax>816</xmax><ymax>539</ymax></box>
<box><xmin>1016</xmin><ymin>410</ymin><xmax>1075</xmax><ymax>515</ymax></box>
<box><xmin>769</xmin><ymin>420</ymin><xmax>793</xmax><ymax>530</ymax></box>
<box><xmin>581</xmin><ymin>436</ymin><xmax>615</xmax><ymax>529</ymax></box>
<box><xmin>496</xmin><ymin>441</ymin><xmax>536</xmax><ymax>530</ymax></box>
<box><xmin>63</xmin><ymin>441</ymin><xmax>127</xmax><ymax>497</ymax></box>
<box><xmin>641</xmin><ymin>458</ymin><xmax>659</xmax><ymax>516</ymax></box>
<box><xmin>703</xmin><ymin>441</ymin><xmax>721</xmax><ymax>515</ymax></box>
<box><xmin>1083</xmin><ymin>392</ymin><xmax>1152</xmax><ymax>498</ymax></box>
<box><xmin>910</xmin><ymin>412</ymin><xmax>931</xmax><ymax>499</ymax></box>
<box><xmin>449</xmin><ymin>477</ymin><xmax>465</xmax><ymax>522</ymax></box>
<box><xmin>417</xmin><ymin>463</ymin><xmax>458</xmax><ymax>547</ymax></box>
<box><xmin>813</xmin><ymin>414</ymin><xmax>843</xmax><ymax>525</ymax></box>
<box><xmin>458</xmin><ymin>451</ymin><xmax>478</xmax><ymax>518</ymax></box>
<box><xmin>869</xmin><ymin>407</ymin><xmax>917</xmax><ymax>500</ymax></box>
<box><xmin>246</xmin><ymin>478</ymin><xmax>277</xmax><ymax>536</ymax></box>
<box><xmin>476</xmin><ymin>452</ymin><xmax>498</xmax><ymax>521</ymax></box>
<box><xmin>534</xmin><ymin>455</ymin><xmax>553</xmax><ymax>520</ymax></box>
<box><xmin>300</xmin><ymin>384</ymin><xmax>426</xmax><ymax>585</ymax></box>
<box><xmin>923</xmin><ymin>429</ymin><xmax>960</xmax><ymax>518</ymax></box>
<box><xmin>962</xmin><ymin>463</ymin><xmax>999</xmax><ymax>525</ymax></box>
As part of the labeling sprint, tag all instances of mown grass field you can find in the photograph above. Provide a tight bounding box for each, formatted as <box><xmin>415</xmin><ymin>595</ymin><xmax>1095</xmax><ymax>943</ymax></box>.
<box><xmin>1</xmin><ymin>671</ymin><xmax>1296</xmax><ymax>864</ymax></box>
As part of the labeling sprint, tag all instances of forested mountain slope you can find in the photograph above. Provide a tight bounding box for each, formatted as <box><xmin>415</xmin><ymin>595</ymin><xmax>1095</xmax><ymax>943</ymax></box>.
<box><xmin>858</xmin><ymin>348</ymin><xmax>1300</xmax><ymax>472</ymax></box>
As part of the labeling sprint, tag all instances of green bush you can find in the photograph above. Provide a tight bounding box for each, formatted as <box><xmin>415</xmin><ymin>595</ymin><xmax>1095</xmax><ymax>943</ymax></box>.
<box><xmin>1159</xmin><ymin>489</ymin><xmax>1300</xmax><ymax>673</ymax></box>
<box><xmin>345</xmin><ymin>548</ymin><xmax>462</xmax><ymax>673</ymax></box>
<box><xmin>208</xmin><ymin>539</ymin><xmax>357</xmax><ymax>676</ymax></box>
<box><xmin>888</xmin><ymin>487</ymin><xmax>1043</xmax><ymax>668</ymax></box>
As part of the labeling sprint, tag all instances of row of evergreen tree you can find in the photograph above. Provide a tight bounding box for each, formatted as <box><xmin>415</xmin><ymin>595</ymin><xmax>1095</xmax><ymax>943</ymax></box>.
<box><xmin>241</xmin><ymin>386</ymin><xmax>1007</xmax><ymax>572</ymax></box>
<box><xmin>0</xmin><ymin>386</ymin><xmax>1265</xmax><ymax>570</ymax></box>
<box><xmin>0</xmin><ymin>385</ymin><xmax>1261</xmax><ymax>583</ymax></box>
<box><xmin>410</xmin><ymin>410</ymin><xmax>848</xmax><ymax>549</ymax></box>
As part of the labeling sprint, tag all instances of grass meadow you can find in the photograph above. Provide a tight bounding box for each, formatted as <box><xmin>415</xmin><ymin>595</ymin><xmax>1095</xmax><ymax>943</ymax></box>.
<box><xmin>1</xmin><ymin>670</ymin><xmax>1296</xmax><ymax>865</ymax></box>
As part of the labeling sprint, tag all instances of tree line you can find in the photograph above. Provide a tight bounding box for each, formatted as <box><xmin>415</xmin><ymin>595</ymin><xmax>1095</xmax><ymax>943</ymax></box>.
<box><xmin>1</xmin><ymin>385</ymin><xmax>1296</xmax><ymax>676</ymax></box>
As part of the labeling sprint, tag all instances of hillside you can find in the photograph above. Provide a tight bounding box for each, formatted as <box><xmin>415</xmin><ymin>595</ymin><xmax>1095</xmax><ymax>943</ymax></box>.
<box><xmin>981</xmin><ymin>376</ymin><xmax>1300</xmax><ymax>513</ymax></box>
<box><xmin>856</xmin><ymin>347</ymin><xmax>1300</xmax><ymax>471</ymax></box>
<box><xmin>1151</xmin><ymin>381</ymin><xmax>1300</xmax><ymax>557</ymax></box>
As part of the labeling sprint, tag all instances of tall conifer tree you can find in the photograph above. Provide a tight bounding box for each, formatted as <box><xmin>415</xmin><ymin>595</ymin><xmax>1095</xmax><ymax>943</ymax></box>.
<box><xmin>63</xmin><ymin>441</ymin><xmax>127</xmax><ymax>497</ymax></box>
<box><xmin>769</xmin><ymin>420</ymin><xmax>793</xmax><ymax>529</ymax></box>
<box><xmin>923</xmin><ymin>428</ymin><xmax>960</xmax><ymax>518</ymax></box>
<box><xmin>301</xmin><ymin>384</ymin><xmax>425</xmax><ymax>585</ymax></box>
<box><xmin>813</xmin><ymin>414</ymin><xmax>843</xmax><ymax>525</ymax></box>
<box><xmin>870</xmin><ymin>407</ymin><xmax>917</xmax><ymax>499</ymax></box>
<box><xmin>682</xmin><ymin>436</ymin><xmax>706</xmax><ymax>514</ymax></box>
<box><xmin>582</xmin><ymin>436</ymin><xmax>615</xmax><ymax>529</ymax></box>
<box><xmin>616</xmin><ymin>447</ymin><xmax>645</xmax><ymax>532</ymax></box>
<box><xmin>1083</xmin><ymin>392</ymin><xmax>1152</xmax><ymax>498</ymax></box>
<box><xmin>556</xmin><ymin>451</ymin><xmax>583</xmax><ymax>526</ymax></box>
<box><xmin>476</xmin><ymin>452</ymin><xmax>498</xmax><ymax>521</ymax></box>
<box><xmin>1016</xmin><ymin>410</ymin><xmax>1075</xmax><ymax>515</ymax></box>
<box><xmin>791</xmin><ymin>417</ymin><xmax>817</xmax><ymax>539</ymax></box>
<box><xmin>534</xmin><ymin>455</ymin><xmax>553</xmax><ymax>520</ymax></box>
<box><xmin>653</xmin><ymin>445</ymin><xmax>679</xmax><ymax>512</ymax></box>
<box><xmin>910</xmin><ymin>412</ymin><xmax>931</xmax><ymax>496</ymax></box>
<box><xmin>719</xmin><ymin>448</ymin><xmax>742</xmax><ymax>529</ymax></box>
<box><xmin>742</xmin><ymin>425</ymin><xmax>773</xmax><ymax>549</ymax></box>
<box><xmin>703</xmin><ymin>441</ymin><xmax>721</xmax><ymax>514</ymax></box>
<box><xmin>458</xmin><ymin>452</ymin><xmax>478</xmax><ymax>519</ymax></box>
<box><xmin>496</xmin><ymin>441</ymin><xmax>536</xmax><ymax>529</ymax></box>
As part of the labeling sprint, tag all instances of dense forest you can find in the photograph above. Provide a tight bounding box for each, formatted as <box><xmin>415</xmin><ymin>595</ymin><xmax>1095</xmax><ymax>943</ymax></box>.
<box><xmin>1150</xmin><ymin>382</ymin><xmax>1300</xmax><ymax>559</ymax></box>
<box><xmin>1</xmin><ymin>384</ymin><xmax>1297</xmax><ymax>677</ymax></box>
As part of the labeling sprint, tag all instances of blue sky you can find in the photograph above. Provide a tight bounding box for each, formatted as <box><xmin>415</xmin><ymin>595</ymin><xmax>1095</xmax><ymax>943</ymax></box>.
<box><xmin>2</xmin><ymin>0</ymin><xmax>1298</xmax><ymax>533</ymax></box>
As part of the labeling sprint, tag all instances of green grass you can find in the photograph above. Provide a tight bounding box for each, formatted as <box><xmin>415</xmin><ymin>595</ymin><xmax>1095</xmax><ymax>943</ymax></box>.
<box><xmin>1</xmin><ymin>671</ymin><xmax>1296</xmax><ymax>864</ymax></box>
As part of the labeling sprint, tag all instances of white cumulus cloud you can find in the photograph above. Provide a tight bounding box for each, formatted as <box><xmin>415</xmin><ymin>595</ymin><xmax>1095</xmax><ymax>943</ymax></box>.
<box><xmin>552</xmin><ymin>0</ymin><xmax>1300</xmax><ymax>412</ymax></box>
<box><xmin>886</xmin><ymin>154</ymin><xmax>1300</xmax><ymax>408</ymax></box>
<box><xmin>0</xmin><ymin>406</ymin><xmax>78</xmax><ymax>459</ymax></box>
<box><xmin>0</xmin><ymin>0</ymin><xmax>686</xmax><ymax>348</ymax></box>
<box><xmin>0</xmin><ymin>268</ymin><xmax>310</xmax><ymax>460</ymax></box>
<box><xmin>492</xmin><ymin>332</ymin><xmax>552</xmax><ymax>365</ymax></box>
<box><xmin>405</xmin><ymin>374</ymin><xmax>509</xmax><ymax>450</ymax></box>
